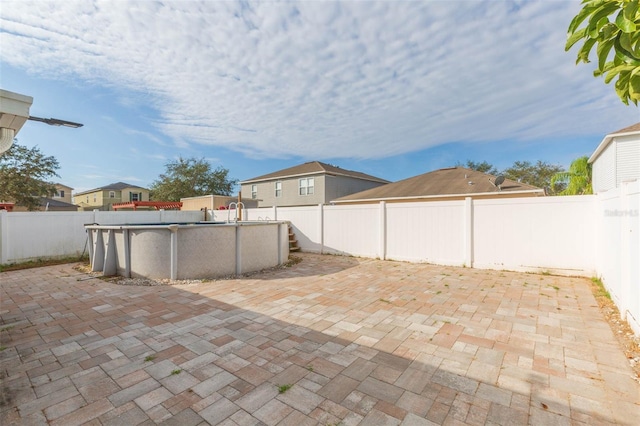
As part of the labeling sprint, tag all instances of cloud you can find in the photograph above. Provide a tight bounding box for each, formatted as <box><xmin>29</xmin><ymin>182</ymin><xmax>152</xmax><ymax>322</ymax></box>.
<box><xmin>1</xmin><ymin>0</ymin><xmax>636</xmax><ymax>161</ymax></box>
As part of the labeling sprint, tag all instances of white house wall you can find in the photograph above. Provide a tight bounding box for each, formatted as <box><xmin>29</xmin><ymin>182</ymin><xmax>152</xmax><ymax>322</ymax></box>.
<box><xmin>616</xmin><ymin>136</ymin><xmax>640</xmax><ymax>187</ymax></box>
<box><xmin>593</xmin><ymin>140</ymin><xmax>616</xmax><ymax>193</ymax></box>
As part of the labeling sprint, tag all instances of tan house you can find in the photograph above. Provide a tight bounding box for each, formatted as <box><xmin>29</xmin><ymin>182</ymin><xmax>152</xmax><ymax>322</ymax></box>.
<box><xmin>51</xmin><ymin>184</ymin><xmax>73</xmax><ymax>205</ymax></box>
<box><xmin>37</xmin><ymin>183</ymin><xmax>77</xmax><ymax>211</ymax></box>
<box><xmin>74</xmin><ymin>182</ymin><xmax>149</xmax><ymax>211</ymax></box>
<box><xmin>332</xmin><ymin>167</ymin><xmax>545</xmax><ymax>204</ymax></box>
<box><xmin>240</xmin><ymin>161</ymin><xmax>389</xmax><ymax>207</ymax></box>
<box><xmin>5</xmin><ymin>183</ymin><xmax>78</xmax><ymax>212</ymax></box>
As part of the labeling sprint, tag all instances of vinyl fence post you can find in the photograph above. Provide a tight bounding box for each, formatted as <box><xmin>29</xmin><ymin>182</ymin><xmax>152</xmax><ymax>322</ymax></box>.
<box><xmin>464</xmin><ymin>197</ymin><xmax>474</xmax><ymax>268</ymax></box>
<box><xmin>379</xmin><ymin>201</ymin><xmax>387</xmax><ymax>260</ymax></box>
<box><xmin>319</xmin><ymin>203</ymin><xmax>324</xmax><ymax>254</ymax></box>
<box><xmin>0</xmin><ymin>210</ymin><xmax>8</xmax><ymax>264</ymax></box>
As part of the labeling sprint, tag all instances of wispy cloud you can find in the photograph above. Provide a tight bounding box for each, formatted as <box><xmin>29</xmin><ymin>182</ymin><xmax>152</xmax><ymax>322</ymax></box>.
<box><xmin>100</xmin><ymin>115</ymin><xmax>169</xmax><ymax>146</ymax></box>
<box><xmin>1</xmin><ymin>1</ymin><xmax>635</xmax><ymax>161</ymax></box>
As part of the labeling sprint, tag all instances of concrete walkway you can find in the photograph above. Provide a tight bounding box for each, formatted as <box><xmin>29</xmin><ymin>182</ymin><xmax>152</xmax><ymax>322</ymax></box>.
<box><xmin>1</xmin><ymin>253</ymin><xmax>638</xmax><ymax>425</ymax></box>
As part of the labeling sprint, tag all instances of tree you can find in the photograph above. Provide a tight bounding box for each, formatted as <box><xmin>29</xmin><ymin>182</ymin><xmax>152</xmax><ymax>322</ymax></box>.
<box><xmin>456</xmin><ymin>160</ymin><xmax>498</xmax><ymax>175</ymax></box>
<box><xmin>502</xmin><ymin>160</ymin><xmax>566</xmax><ymax>194</ymax></box>
<box><xmin>566</xmin><ymin>0</ymin><xmax>640</xmax><ymax>105</ymax></box>
<box><xmin>550</xmin><ymin>156</ymin><xmax>593</xmax><ymax>195</ymax></box>
<box><xmin>150</xmin><ymin>157</ymin><xmax>237</xmax><ymax>201</ymax></box>
<box><xmin>0</xmin><ymin>141</ymin><xmax>60</xmax><ymax>211</ymax></box>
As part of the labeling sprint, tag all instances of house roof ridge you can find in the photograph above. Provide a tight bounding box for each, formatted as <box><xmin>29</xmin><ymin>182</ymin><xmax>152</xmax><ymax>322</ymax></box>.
<box><xmin>240</xmin><ymin>161</ymin><xmax>389</xmax><ymax>184</ymax></box>
<box><xmin>74</xmin><ymin>181</ymin><xmax>146</xmax><ymax>196</ymax></box>
<box><xmin>332</xmin><ymin>166</ymin><xmax>542</xmax><ymax>203</ymax></box>
<box><xmin>608</xmin><ymin>122</ymin><xmax>640</xmax><ymax>136</ymax></box>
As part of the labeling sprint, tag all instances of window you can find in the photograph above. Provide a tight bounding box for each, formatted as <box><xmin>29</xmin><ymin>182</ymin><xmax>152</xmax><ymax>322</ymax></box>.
<box><xmin>109</xmin><ymin>191</ymin><xmax>115</xmax><ymax>198</ymax></box>
<box><xmin>56</xmin><ymin>190</ymin><xmax>64</xmax><ymax>198</ymax></box>
<box><xmin>131</xmin><ymin>192</ymin><xmax>141</xmax><ymax>201</ymax></box>
<box><xmin>251</xmin><ymin>185</ymin><xmax>257</xmax><ymax>199</ymax></box>
<box><xmin>299</xmin><ymin>178</ymin><xmax>314</xmax><ymax>196</ymax></box>
<box><xmin>86</xmin><ymin>196</ymin><xmax>89</xmax><ymax>203</ymax></box>
<box><xmin>93</xmin><ymin>195</ymin><xmax>97</xmax><ymax>202</ymax></box>
<box><xmin>275</xmin><ymin>181</ymin><xmax>282</xmax><ymax>197</ymax></box>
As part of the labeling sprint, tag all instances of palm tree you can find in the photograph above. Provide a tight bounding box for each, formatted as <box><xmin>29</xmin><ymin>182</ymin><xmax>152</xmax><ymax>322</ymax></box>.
<box><xmin>550</xmin><ymin>156</ymin><xmax>592</xmax><ymax>195</ymax></box>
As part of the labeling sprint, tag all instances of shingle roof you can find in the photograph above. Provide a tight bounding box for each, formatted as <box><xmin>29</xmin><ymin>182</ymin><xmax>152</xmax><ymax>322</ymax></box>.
<box><xmin>240</xmin><ymin>161</ymin><xmax>389</xmax><ymax>184</ymax></box>
<box><xmin>333</xmin><ymin>167</ymin><xmax>543</xmax><ymax>203</ymax></box>
<box><xmin>609</xmin><ymin>122</ymin><xmax>640</xmax><ymax>135</ymax></box>
<box><xmin>74</xmin><ymin>182</ymin><xmax>146</xmax><ymax>196</ymax></box>
<box><xmin>38</xmin><ymin>197</ymin><xmax>78</xmax><ymax>208</ymax></box>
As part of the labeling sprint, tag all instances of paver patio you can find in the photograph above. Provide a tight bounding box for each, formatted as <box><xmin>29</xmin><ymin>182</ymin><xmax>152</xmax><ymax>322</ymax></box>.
<box><xmin>1</xmin><ymin>253</ymin><xmax>638</xmax><ymax>425</ymax></box>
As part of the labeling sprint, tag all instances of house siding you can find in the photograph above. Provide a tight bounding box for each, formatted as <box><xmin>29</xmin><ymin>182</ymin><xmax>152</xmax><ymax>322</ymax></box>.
<box><xmin>53</xmin><ymin>184</ymin><xmax>74</xmax><ymax>205</ymax></box>
<box><xmin>75</xmin><ymin>188</ymin><xmax>149</xmax><ymax>211</ymax></box>
<box><xmin>593</xmin><ymin>134</ymin><xmax>640</xmax><ymax>194</ymax></box>
<box><xmin>593</xmin><ymin>141</ymin><xmax>616</xmax><ymax>193</ymax></box>
<box><xmin>616</xmin><ymin>137</ymin><xmax>640</xmax><ymax>186</ymax></box>
<box><xmin>325</xmin><ymin>175</ymin><xmax>389</xmax><ymax>203</ymax></box>
<box><xmin>242</xmin><ymin>175</ymin><xmax>326</xmax><ymax>207</ymax></box>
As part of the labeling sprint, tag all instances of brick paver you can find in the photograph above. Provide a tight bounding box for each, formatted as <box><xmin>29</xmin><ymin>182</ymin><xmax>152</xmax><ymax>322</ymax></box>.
<box><xmin>1</xmin><ymin>253</ymin><xmax>639</xmax><ymax>424</ymax></box>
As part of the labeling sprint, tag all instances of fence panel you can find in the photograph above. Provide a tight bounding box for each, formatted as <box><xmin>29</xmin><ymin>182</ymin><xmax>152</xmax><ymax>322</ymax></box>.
<box><xmin>386</xmin><ymin>201</ymin><xmax>465</xmax><ymax>264</ymax></box>
<box><xmin>596</xmin><ymin>180</ymin><xmax>640</xmax><ymax>334</ymax></box>
<box><xmin>0</xmin><ymin>210</ymin><xmax>203</xmax><ymax>263</ymax></box>
<box><xmin>323</xmin><ymin>204</ymin><xmax>379</xmax><ymax>257</ymax></box>
<box><xmin>1</xmin><ymin>211</ymin><xmax>94</xmax><ymax>263</ymax></box>
<box><xmin>472</xmin><ymin>196</ymin><xmax>597</xmax><ymax>274</ymax></box>
<box><xmin>244</xmin><ymin>206</ymin><xmax>323</xmax><ymax>252</ymax></box>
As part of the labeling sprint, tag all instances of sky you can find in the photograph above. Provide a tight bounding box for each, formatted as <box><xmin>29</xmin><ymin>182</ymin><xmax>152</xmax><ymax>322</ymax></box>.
<box><xmin>1</xmin><ymin>0</ymin><xmax>639</xmax><ymax>196</ymax></box>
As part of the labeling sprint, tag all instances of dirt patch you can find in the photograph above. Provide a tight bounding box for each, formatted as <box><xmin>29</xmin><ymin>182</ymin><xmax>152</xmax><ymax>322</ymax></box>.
<box><xmin>589</xmin><ymin>278</ymin><xmax>640</xmax><ymax>382</ymax></box>
<box><xmin>1</xmin><ymin>256</ymin><xmax>89</xmax><ymax>272</ymax></box>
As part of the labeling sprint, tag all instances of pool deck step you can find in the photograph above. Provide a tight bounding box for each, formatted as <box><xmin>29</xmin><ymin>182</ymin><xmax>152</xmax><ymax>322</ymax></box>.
<box><xmin>288</xmin><ymin>224</ymin><xmax>300</xmax><ymax>252</ymax></box>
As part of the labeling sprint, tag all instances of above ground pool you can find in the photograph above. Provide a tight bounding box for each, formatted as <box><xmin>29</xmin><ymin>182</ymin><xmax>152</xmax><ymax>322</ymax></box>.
<box><xmin>85</xmin><ymin>221</ymin><xmax>290</xmax><ymax>280</ymax></box>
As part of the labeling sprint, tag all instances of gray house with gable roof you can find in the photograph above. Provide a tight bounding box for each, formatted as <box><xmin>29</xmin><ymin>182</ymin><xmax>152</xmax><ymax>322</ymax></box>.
<box><xmin>240</xmin><ymin>161</ymin><xmax>389</xmax><ymax>208</ymax></box>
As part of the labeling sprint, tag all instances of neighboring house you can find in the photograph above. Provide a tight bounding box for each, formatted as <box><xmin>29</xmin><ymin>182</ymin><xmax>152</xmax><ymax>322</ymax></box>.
<box><xmin>52</xmin><ymin>183</ymin><xmax>74</xmax><ymax>205</ymax></box>
<box><xmin>34</xmin><ymin>197</ymin><xmax>78</xmax><ymax>212</ymax></box>
<box><xmin>239</xmin><ymin>161</ymin><xmax>389</xmax><ymax>207</ymax></box>
<box><xmin>74</xmin><ymin>182</ymin><xmax>149</xmax><ymax>211</ymax></box>
<box><xmin>589</xmin><ymin>122</ymin><xmax>640</xmax><ymax>193</ymax></box>
<box><xmin>4</xmin><ymin>183</ymin><xmax>78</xmax><ymax>212</ymax></box>
<box><xmin>332</xmin><ymin>167</ymin><xmax>545</xmax><ymax>205</ymax></box>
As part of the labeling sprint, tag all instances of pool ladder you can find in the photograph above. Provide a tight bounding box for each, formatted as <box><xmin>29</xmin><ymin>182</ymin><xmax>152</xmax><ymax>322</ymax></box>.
<box><xmin>227</xmin><ymin>202</ymin><xmax>244</xmax><ymax>223</ymax></box>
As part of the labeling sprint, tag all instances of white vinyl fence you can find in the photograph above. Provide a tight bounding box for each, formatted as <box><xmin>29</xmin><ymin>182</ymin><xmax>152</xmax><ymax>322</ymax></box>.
<box><xmin>1</xmin><ymin>186</ymin><xmax>638</xmax><ymax>334</ymax></box>
<box><xmin>594</xmin><ymin>180</ymin><xmax>640</xmax><ymax>335</ymax></box>
<box><xmin>0</xmin><ymin>210</ymin><xmax>203</xmax><ymax>264</ymax></box>
<box><xmin>242</xmin><ymin>196</ymin><xmax>598</xmax><ymax>275</ymax></box>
